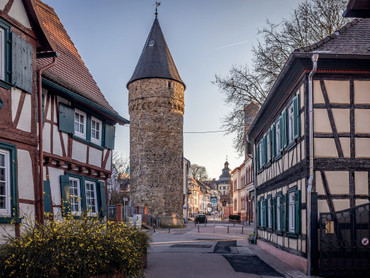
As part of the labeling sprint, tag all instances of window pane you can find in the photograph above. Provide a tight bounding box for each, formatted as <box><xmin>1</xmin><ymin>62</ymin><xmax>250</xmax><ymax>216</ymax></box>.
<box><xmin>0</xmin><ymin>197</ymin><xmax>4</xmax><ymax>209</ymax></box>
<box><xmin>0</xmin><ymin>153</ymin><xmax>4</xmax><ymax>167</ymax></box>
<box><xmin>0</xmin><ymin>182</ymin><xmax>5</xmax><ymax>196</ymax></box>
<box><xmin>0</xmin><ymin>168</ymin><xmax>4</xmax><ymax>181</ymax></box>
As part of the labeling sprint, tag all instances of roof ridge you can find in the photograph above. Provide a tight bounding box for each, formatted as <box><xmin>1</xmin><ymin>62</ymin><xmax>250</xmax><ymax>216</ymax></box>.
<box><xmin>294</xmin><ymin>18</ymin><xmax>362</xmax><ymax>53</ymax></box>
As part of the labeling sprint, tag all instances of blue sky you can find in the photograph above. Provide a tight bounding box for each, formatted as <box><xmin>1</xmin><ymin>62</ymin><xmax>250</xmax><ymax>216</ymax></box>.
<box><xmin>42</xmin><ymin>0</ymin><xmax>303</xmax><ymax>178</ymax></box>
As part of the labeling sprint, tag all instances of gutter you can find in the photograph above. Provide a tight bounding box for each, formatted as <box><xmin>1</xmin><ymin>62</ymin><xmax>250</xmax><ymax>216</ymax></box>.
<box><xmin>307</xmin><ymin>53</ymin><xmax>319</xmax><ymax>276</ymax></box>
<box><xmin>37</xmin><ymin>53</ymin><xmax>58</xmax><ymax>224</ymax></box>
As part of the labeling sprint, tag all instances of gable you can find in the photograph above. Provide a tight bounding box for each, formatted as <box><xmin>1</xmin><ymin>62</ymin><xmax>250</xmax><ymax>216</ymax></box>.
<box><xmin>7</xmin><ymin>0</ymin><xmax>31</xmax><ymax>29</ymax></box>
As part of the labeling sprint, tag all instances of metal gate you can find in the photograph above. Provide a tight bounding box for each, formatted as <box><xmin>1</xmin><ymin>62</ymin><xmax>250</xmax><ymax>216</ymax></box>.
<box><xmin>319</xmin><ymin>203</ymin><xmax>370</xmax><ymax>277</ymax></box>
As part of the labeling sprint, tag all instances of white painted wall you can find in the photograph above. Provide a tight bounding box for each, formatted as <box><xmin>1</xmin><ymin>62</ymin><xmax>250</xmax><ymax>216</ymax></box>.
<box><xmin>43</xmin><ymin>123</ymin><xmax>51</xmax><ymax>153</ymax></box>
<box><xmin>53</xmin><ymin>126</ymin><xmax>63</xmax><ymax>156</ymax></box>
<box><xmin>11</xmin><ymin>87</ymin><xmax>21</xmax><ymax>121</ymax></box>
<box><xmin>48</xmin><ymin>167</ymin><xmax>64</xmax><ymax>206</ymax></box>
<box><xmin>72</xmin><ymin>140</ymin><xmax>87</xmax><ymax>163</ymax></box>
<box><xmin>8</xmin><ymin>0</ymin><xmax>31</xmax><ymax>28</ymax></box>
<box><xmin>17</xmin><ymin>149</ymin><xmax>34</xmax><ymax>200</ymax></box>
<box><xmin>17</xmin><ymin>93</ymin><xmax>31</xmax><ymax>132</ymax></box>
<box><xmin>89</xmin><ymin>147</ymin><xmax>102</xmax><ymax>167</ymax></box>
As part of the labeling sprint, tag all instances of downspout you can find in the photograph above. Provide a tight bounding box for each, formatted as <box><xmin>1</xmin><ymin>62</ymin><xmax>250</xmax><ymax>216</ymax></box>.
<box><xmin>37</xmin><ymin>55</ymin><xmax>57</xmax><ymax>224</ymax></box>
<box><xmin>246</xmin><ymin>136</ymin><xmax>257</xmax><ymax>237</ymax></box>
<box><xmin>307</xmin><ymin>53</ymin><xmax>319</xmax><ymax>275</ymax></box>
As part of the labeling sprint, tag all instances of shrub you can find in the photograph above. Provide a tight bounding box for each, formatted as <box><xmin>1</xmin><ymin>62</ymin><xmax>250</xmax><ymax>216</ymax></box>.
<box><xmin>0</xmin><ymin>216</ymin><xmax>150</xmax><ymax>278</ymax></box>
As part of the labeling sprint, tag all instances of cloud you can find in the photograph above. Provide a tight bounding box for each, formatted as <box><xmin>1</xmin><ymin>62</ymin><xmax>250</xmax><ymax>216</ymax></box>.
<box><xmin>216</xmin><ymin>40</ymin><xmax>249</xmax><ymax>50</ymax></box>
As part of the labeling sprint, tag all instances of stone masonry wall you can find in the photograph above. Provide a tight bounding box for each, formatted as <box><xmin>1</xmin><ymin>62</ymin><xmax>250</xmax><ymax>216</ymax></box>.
<box><xmin>128</xmin><ymin>78</ymin><xmax>185</xmax><ymax>218</ymax></box>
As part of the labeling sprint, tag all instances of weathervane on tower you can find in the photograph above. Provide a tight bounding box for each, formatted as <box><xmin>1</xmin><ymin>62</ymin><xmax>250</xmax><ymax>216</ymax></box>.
<box><xmin>155</xmin><ymin>1</ymin><xmax>161</xmax><ymax>19</ymax></box>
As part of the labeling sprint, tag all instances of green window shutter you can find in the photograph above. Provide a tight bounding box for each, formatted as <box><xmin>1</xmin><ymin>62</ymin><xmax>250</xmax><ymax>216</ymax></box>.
<box><xmin>280</xmin><ymin>194</ymin><xmax>286</xmax><ymax>232</ymax></box>
<box><xmin>262</xmin><ymin>199</ymin><xmax>267</xmax><ymax>227</ymax></box>
<box><xmin>104</xmin><ymin>124</ymin><xmax>115</xmax><ymax>149</ymax></box>
<box><xmin>279</xmin><ymin>116</ymin><xmax>283</xmax><ymax>151</ymax></box>
<box><xmin>58</xmin><ymin>103</ymin><xmax>74</xmax><ymax>134</ymax></box>
<box><xmin>271</xmin><ymin>126</ymin><xmax>276</xmax><ymax>159</ymax></box>
<box><xmin>257</xmin><ymin>200</ymin><xmax>260</xmax><ymax>227</ymax></box>
<box><xmin>293</xmin><ymin>95</ymin><xmax>300</xmax><ymax>139</ymax></box>
<box><xmin>256</xmin><ymin>144</ymin><xmax>260</xmax><ymax>170</ymax></box>
<box><xmin>272</xmin><ymin>197</ymin><xmax>276</xmax><ymax>230</ymax></box>
<box><xmin>294</xmin><ymin>190</ymin><xmax>301</xmax><ymax>234</ymax></box>
<box><xmin>60</xmin><ymin>175</ymin><xmax>71</xmax><ymax>216</ymax></box>
<box><xmin>43</xmin><ymin>180</ymin><xmax>52</xmax><ymax>214</ymax></box>
<box><xmin>80</xmin><ymin>177</ymin><xmax>86</xmax><ymax>211</ymax></box>
<box><xmin>11</xmin><ymin>33</ymin><xmax>33</xmax><ymax>93</ymax></box>
<box><xmin>282</xmin><ymin>110</ymin><xmax>288</xmax><ymax>148</ymax></box>
<box><xmin>98</xmin><ymin>181</ymin><xmax>107</xmax><ymax>217</ymax></box>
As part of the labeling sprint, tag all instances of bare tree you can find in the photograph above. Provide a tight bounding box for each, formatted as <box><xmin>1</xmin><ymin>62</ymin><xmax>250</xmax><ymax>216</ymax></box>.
<box><xmin>189</xmin><ymin>164</ymin><xmax>208</xmax><ymax>181</ymax></box>
<box><xmin>108</xmin><ymin>152</ymin><xmax>129</xmax><ymax>204</ymax></box>
<box><xmin>214</xmin><ymin>0</ymin><xmax>350</xmax><ymax>155</ymax></box>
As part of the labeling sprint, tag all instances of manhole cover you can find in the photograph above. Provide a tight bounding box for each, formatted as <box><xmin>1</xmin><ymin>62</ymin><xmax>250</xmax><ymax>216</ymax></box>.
<box><xmin>223</xmin><ymin>255</ymin><xmax>283</xmax><ymax>277</ymax></box>
<box><xmin>170</xmin><ymin>244</ymin><xmax>212</xmax><ymax>248</ymax></box>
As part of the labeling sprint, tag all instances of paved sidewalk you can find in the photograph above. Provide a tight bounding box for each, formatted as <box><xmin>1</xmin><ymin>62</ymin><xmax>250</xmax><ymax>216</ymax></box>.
<box><xmin>144</xmin><ymin>223</ymin><xmax>310</xmax><ymax>278</ymax></box>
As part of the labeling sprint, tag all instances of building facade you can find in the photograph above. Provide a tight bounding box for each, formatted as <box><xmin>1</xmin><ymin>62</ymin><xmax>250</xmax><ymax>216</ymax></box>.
<box><xmin>248</xmin><ymin>18</ymin><xmax>370</xmax><ymax>276</ymax></box>
<box><xmin>0</xmin><ymin>0</ymin><xmax>127</xmax><ymax>238</ymax></box>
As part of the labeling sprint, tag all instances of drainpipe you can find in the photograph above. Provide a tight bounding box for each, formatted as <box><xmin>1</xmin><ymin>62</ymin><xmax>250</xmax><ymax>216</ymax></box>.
<box><xmin>37</xmin><ymin>54</ymin><xmax>57</xmax><ymax>224</ymax></box>
<box><xmin>307</xmin><ymin>53</ymin><xmax>319</xmax><ymax>275</ymax></box>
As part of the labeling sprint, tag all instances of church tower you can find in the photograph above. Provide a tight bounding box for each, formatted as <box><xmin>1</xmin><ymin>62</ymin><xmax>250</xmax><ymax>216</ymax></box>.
<box><xmin>127</xmin><ymin>13</ymin><xmax>185</xmax><ymax>223</ymax></box>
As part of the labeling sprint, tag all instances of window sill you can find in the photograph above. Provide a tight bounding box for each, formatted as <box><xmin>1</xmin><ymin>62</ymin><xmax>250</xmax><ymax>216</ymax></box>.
<box><xmin>72</xmin><ymin>135</ymin><xmax>104</xmax><ymax>150</ymax></box>
<box><xmin>286</xmin><ymin>141</ymin><xmax>297</xmax><ymax>151</ymax></box>
<box><xmin>274</xmin><ymin>230</ymin><xmax>284</xmax><ymax>236</ymax></box>
<box><xmin>0</xmin><ymin>217</ymin><xmax>23</xmax><ymax>224</ymax></box>
<box><xmin>286</xmin><ymin>232</ymin><xmax>298</xmax><ymax>238</ymax></box>
<box><xmin>0</xmin><ymin>79</ymin><xmax>11</xmax><ymax>90</ymax></box>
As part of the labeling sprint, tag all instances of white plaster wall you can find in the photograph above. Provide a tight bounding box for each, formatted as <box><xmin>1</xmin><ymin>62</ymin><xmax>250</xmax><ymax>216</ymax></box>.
<box><xmin>0</xmin><ymin>224</ymin><xmax>16</xmax><ymax>244</ymax></box>
<box><xmin>325</xmin><ymin>80</ymin><xmax>350</xmax><ymax>104</ymax></box>
<box><xmin>356</xmin><ymin>138</ymin><xmax>370</xmax><ymax>158</ymax></box>
<box><xmin>325</xmin><ymin>171</ymin><xmax>349</xmax><ymax>194</ymax></box>
<box><xmin>314</xmin><ymin>109</ymin><xmax>331</xmax><ymax>133</ymax></box>
<box><xmin>19</xmin><ymin>203</ymin><xmax>35</xmax><ymax>220</ymax></box>
<box><xmin>354</xmin><ymin>81</ymin><xmax>370</xmax><ymax>104</ymax></box>
<box><xmin>339</xmin><ymin>138</ymin><xmax>351</xmax><ymax>158</ymax></box>
<box><xmin>0</xmin><ymin>1</ymin><xmax>6</xmax><ymax>10</ymax></box>
<box><xmin>333</xmin><ymin>199</ymin><xmax>349</xmax><ymax>212</ymax></box>
<box><xmin>53</xmin><ymin>126</ymin><xmax>63</xmax><ymax>156</ymax></box>
<box><xmin>8</xmin><ymin>0</ymin><xmax>31</xmax><ymax>28</ymax></box>
<box><xmin>17</xmin><ymin>93</ymin><xmax>31</xmax><ymax>132</ymax></box>
<box><xmin>62</xmin><ymin>133</ymin><xmax>68</xmax><ymax>155</ymax></box>
<box><xmin>313</xmin><ymin>81</ymin><xmax>325</xmax><ymax>104</ymax></box>
<box><xmin>72</xmin><ymin>140</ymin><xmax>87</xmax><ymax>163</ymax></box>
<box><xmin>355</xmin><ymin>171</ymin><xmax>368</xmax><ymax>195</ymax></box>
<box><xmin>17</xmin><ymin>149</ymin><xmax>34</xmax><ymax>200</ymax></box>
<box><xmin>11</xmin><ymin>87</ymin><xmax>21</xmax><ymax>121</ymax></box>
<box><xmin>46</xmin><ymin>95</ymin><xmax>52</xmax><ymax>121</ymax></box>
<box><xmin>105</xmin><ymin>151</ymin><xmax>112</xmax><ymax>171</ymax></box>
<box><xmin>314</xmin><ymin>138</ymin><xmax>338</xmax><ymax>157</ymax></box>
<box><xmin>355</xmin><ymin>109</ymin><xmax>370</xmax><ymax>134</ymax></box>
<box><xmin>48</xmin><ymin>167</ymin><xmax>64</xmax><ymax>206</ymax></box>
<box><xmin>332</xmin><ymin>109</ymin><xmax>350</xmax><ymax>133</ymax></box>
<box><xmin>318</xmin><ymin>199</ymin><xmax>330</xmax><ymax>213</ymax></box>
<box><xmin>89</xmin><ymin>147</ymin><xmax>102</xmax><ymax>167</ymax></box>
<box><xmin>43</xmin><ymin>123</ymin><xmax>51</xmax><ymax>153</ymax></box>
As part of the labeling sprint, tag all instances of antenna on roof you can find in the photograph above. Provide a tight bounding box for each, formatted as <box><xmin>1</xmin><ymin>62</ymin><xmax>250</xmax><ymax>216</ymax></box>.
<box><xmin>155</xmin><ymin>1</ymin><xmax>161</xmax><ymax>19</ymax></box>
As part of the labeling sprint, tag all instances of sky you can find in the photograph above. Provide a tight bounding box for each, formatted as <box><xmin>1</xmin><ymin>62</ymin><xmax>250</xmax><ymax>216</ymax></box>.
<box><xmin>42</xmin><ymin>0</ymin><xmax>302</xmax><ymax>179</ymax></box>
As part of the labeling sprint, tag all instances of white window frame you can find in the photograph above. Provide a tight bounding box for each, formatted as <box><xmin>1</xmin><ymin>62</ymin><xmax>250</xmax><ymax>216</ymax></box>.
<box><xmin>69</xmin><ymin>177</ymin><xmax>81</xmax><ymax>215</ymax></box>
<box><xmin>276</xmin><ymin>196</ymin><xmax>281</xmax><ymax>231</ymax></box>
<box><xmin>91</xmin><ymin>116</ymin><xmax>102</xmax><ymax>145</ymax></box>
<box><xmin>276</xmin><ymin>121</ymin><xmax>280</xmax><ymax>156</ymax></box>
<box><xmin>74</xmin><ymin>109</ymin><xmax>86</xmax><ymax>139</ymax></box>
<box><xmin>0</xmin><ymin>149</ymin><xmax>10</xmax><ymax>216</ymax></box>
<box><xmin>288</xmin><ymin>103</ymin><xmax>295</xmax><ymax>144</ymax></box>
<box><xmin>85</xmin><ymin>180</ymin><xmax>98</xmax><ymax>216</ymax></box>
<box><xmin>0</xmin><ymin>28</ymin><xmax>4</xmax><ymax>80</ymax></box>
<box><xmin>288</xmin><ymin>191</ymin><xmax>295</xmax><ymax>233</ymax></box>
<box><xmin>267</xmin><ymin>198</ymin><xmax>272</xmax><ymax>229</ymax></box>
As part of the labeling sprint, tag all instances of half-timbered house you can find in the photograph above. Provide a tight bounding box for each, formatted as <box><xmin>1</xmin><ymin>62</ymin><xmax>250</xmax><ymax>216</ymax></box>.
<box><xmin>247</xmin><ymin>18</ymin><xmax>370</xmax><ymax>276</ymax></box>
<box><xmin>0</xmin><ymin>0</ymin><xmax>128</xmax><ymax>239</ymax></box>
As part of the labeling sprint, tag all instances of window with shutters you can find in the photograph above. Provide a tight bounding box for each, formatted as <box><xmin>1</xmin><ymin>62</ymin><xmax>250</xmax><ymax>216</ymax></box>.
<box><xmin>85</xmin><ymin>181</ymin><xmax>98</xmax><ymax>216</ymax></box>
<box><xmin>267</xmin><ymin>132</ymin><xmax>271</xmax><ymax>163</ymax></box>
<box><xmin>260</xmin><ymin>200</ymin><xmax>263</xmax><ymax>227</ymax></box>
<box><xmin>288</xmin><ymin>191</ymin><xmax>295</xmax><ymax>232</ymax></box>
<box><xmin>0</xmin><ymin>149</ymin><xmax>10</xmax><ymax>216</ymax></box>
<box><xmin>91</xmin><ymin>117</ymin><xmax>102</xmax><ymax>145</ymax></box>
<box><xmin>276</xmin><ymin>195</ymin><xmax>281</xmax><ymax>231</ymax></box>
<box><xmin>60</xmin><ymin>174</ymin><xmax>106</xmax><ymax>218</ymax></box>
<box><xmin>288</xmin><ymin>103</ymin><xmax>295</xmax><ymax>144</ymax></box>
<box><xmin>0</xmin><ymin>28</ymin><xmax>5</xmax><ymax>81</ymax></box>
<box><xmin>0</xmin><ymin>19</ymin><xmax>10</xmax><ymax>86</ymax></box>
<box><xmin>0</xmin><ymin>142</ymin><xmax>18</xmax><ymax>221</ymax></box>
<box><xmin>276</xmin><ymin>121</ymin><xmax>280</xmax><ymax>156</ymax></box>
<box><xmin>69</xmin><ymin>177</ymin><xmax>81</xmax><ymax>216</ymax></box>
<box><xmin>267</xmin><ymin>197</ymin><xmax>272</xmax><ymax>229</ymax></box>
<box><xmin>287</xmin><ymin>188</ymin><xmax>301</xmax><ymax>234</ymax></box>
<box><xmin>74</xmin><ymin>109</ymin><xmax>86</xmax><ymax>139</ymax></box>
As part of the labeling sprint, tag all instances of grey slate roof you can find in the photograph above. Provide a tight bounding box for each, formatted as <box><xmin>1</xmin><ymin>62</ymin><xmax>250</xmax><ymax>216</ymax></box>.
<box><xmin>127</xmin><ymin>19</ymin><xmax>185</xmax><ymax>88</ymax></box>
<box><xmin>294</xmin><ymin>18</ymin><xmax>370</xmax><ymax>55</ymax></box>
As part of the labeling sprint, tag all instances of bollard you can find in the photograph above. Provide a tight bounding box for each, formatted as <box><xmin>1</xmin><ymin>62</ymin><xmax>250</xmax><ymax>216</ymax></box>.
<box><xmin>198</xmin><ymin>224</ymin><xmax>200</xmax><ymax>233</ymax></box>
<box><xmin>168</xmin><ymin>223</ymin><xmax>171</xmax><ymax>234</ymax></box>
<box><xmin>242</xmin><ymin>226</ymin><xmax>244</xmax><ymax>234</ymax></box>
<box><xmin>227</xmin><ymin>226</ymin><xmax>229</xmax><ymax>234</ymax></box>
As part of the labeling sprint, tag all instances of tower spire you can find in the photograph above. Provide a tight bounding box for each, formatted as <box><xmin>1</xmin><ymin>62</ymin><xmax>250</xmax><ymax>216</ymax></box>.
<box><xmin>155</xmin><ymin>1</ymin><xmax>161</xmax><ymax>19</ymax></box>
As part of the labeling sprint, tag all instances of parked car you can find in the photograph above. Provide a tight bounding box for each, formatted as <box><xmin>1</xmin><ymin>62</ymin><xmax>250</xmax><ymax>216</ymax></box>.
<box><xmin>195</xmin><ymin>214</ymin><xmax>207</xmax><ymax>224</ymax></box>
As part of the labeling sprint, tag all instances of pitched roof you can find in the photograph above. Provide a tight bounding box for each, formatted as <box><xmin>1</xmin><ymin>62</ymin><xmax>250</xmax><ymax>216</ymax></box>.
<box><xmin>127</xmin><ymin>18</ymin><xmax>185</xmax><ymax>88</ymax></box>
<box><xmin>294</xmin><ymin>18</ymin><xmax>370</xmax><ymax>55</ymax></box>
<box><xmin>35</xmin><ymin>1</ymin><xmax>127</xmax><ymax>124</ymax></box>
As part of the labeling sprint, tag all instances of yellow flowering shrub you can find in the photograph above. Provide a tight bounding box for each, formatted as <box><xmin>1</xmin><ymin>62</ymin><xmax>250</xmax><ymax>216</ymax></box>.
<box><xmin>0</xmin><ymin>216</ymin><xmax>150</xmax><ymax>278</ymax></box>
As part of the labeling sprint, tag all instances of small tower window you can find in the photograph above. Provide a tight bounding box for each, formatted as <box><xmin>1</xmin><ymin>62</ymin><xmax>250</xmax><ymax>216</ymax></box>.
<box><xmin>149</xmin><ymin>40</ymin><xmax>155</xmax><ymax>47</ymax></box>
<box><xmin>168</xmin><ymin>81</ymin><xmax>172</xmax><ymax>89</ymax></box>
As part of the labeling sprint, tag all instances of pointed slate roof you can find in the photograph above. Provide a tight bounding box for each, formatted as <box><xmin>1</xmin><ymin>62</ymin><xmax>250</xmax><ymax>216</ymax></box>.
<box><xmin>127</xmin><ymin>18</ymin><xmax>185</xmax><ymax>88</ymax></box>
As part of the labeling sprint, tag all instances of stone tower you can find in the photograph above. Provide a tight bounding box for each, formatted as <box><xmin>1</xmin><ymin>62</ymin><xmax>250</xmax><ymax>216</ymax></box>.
<box><xmin>127</xmin><ymin>15</ymin><xmax>185</xmax><ymax>223</ymax></box>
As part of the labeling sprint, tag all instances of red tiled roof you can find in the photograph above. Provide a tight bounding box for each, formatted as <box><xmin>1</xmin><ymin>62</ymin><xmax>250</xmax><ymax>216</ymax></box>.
<box><xmin>35</xmin><ymin>0</ymin><xmax>118</xmax><ymax>115</ymax></box>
